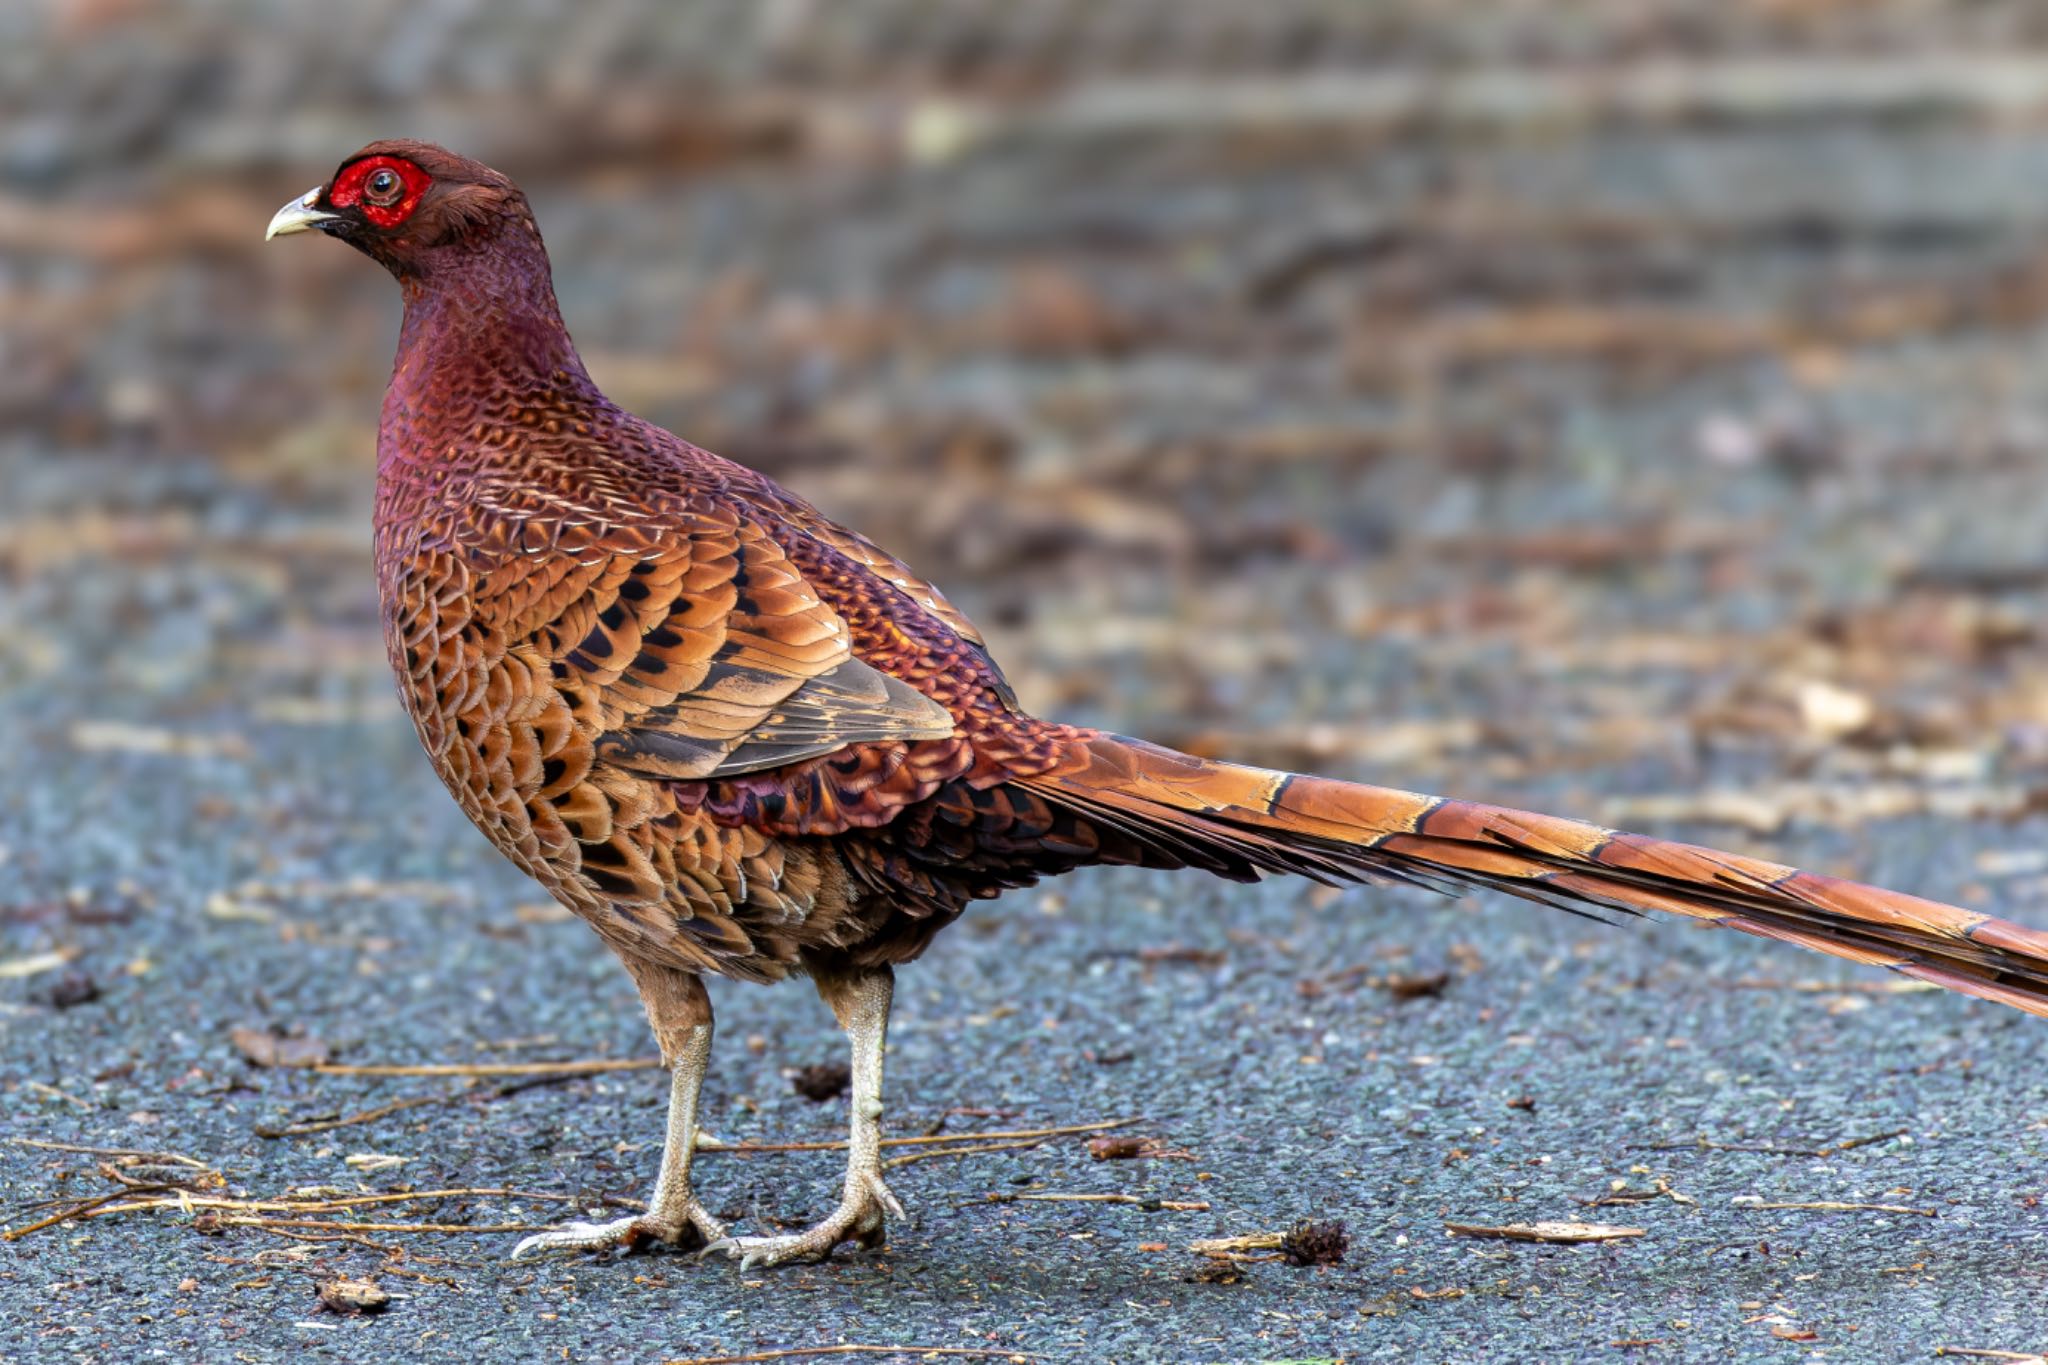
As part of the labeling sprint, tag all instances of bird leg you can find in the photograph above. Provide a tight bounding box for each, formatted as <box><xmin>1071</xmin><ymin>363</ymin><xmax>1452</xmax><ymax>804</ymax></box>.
<box><xmin>511</xmin><ymin>961</ymin><xmax>726</xmax><ymax>1258</ymax></box>
<box><xmin>711</xmin><ymin>962</ymin><xmax>903</xmax><ymax>1268</ymax></box>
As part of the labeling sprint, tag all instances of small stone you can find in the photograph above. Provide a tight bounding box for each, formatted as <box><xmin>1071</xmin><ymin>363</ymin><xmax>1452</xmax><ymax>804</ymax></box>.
<box><xmin>47</xmin><ymin>973</ymin><xmax>99</xmax><ymax>1009</ymax></box>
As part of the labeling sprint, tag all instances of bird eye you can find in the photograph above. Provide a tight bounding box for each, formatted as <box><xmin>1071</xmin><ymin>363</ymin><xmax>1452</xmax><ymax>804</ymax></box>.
<box><xmin>365</xmin><ymin>168</ymin><xmax>403</xmax><ymax>205</ymax></box>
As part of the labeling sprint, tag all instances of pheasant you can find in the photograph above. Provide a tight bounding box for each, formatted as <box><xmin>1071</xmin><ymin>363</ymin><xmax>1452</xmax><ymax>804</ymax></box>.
<box><xmin>267</xmin><ymin>141</ymin><xmax>2048</xmax><ymax>1269</ymax></box>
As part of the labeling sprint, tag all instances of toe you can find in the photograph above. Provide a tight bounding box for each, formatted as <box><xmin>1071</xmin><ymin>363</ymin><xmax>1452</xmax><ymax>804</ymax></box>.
<box><xmin>867</xmin><ymin>1174</ymin><xmax>907</xmax><ymax>1222</ymax></box>
<box><xmin>510</xmin><ymin>1219</ymin><xmax>614</xmax><ymax>1260</ymax></box>
<box><xmin>507</xmin><ymin>1213</ymin><xmax>685</xmax><ymax>1261</ymax></box>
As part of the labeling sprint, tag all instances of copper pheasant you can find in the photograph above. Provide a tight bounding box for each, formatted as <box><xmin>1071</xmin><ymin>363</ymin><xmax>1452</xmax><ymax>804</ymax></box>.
<box><xmin>267</xmin><ymin>141</ymin><xmax>2048</xmax><ymax>1268</ymax></box>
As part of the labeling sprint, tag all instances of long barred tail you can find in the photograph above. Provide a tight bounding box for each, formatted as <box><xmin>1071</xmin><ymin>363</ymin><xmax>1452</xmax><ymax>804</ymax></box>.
<box><xmin>1021</xmin><ymin>734</ymin><xmax>2048</xmax><ymax>1017</ymax></box>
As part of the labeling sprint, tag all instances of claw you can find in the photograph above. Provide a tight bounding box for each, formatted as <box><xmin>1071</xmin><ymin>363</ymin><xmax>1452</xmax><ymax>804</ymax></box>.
<box><xmin>868</xmin><ymin>1173</ymin><xmax>907</xmax><ymax>1222</ymax></box>
<box><xmin>704</xmin><ymin>1177</ymin><xmax>901</xmax><ymax>1268</ymax></box>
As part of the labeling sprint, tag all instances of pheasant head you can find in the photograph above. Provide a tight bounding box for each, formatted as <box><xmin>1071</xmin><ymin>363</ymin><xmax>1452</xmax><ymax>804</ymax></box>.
<box><xmin>264</xmin><ymin>139</ymin><xmax>543</xmax><ymax>279</ymax></box>
<box><xmin>267</xmin><ymin>139</ymin><xmax>588</xmax><ymax>429</ymax></box>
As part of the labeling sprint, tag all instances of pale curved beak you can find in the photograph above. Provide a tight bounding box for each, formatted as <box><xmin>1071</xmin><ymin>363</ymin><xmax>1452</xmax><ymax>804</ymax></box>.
<box><xmin>265</xmin><ymin>186</ymin><xmax>337</xmax><ymax>240</ymax></box>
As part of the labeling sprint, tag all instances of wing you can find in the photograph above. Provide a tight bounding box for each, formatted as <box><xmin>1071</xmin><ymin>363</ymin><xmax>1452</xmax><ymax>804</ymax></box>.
<box><xmin>718</xmin><ymin>470</ymin><xmax>1023</xmax><ymax>707</ymax></box>
<box><xmin>703</xmin><ymin>461</ymin><xmax>989</xmax><ymax>643</ymax></box>
<box><xmin>467</xmin><ymin>506</ymin><xmax>956</xmax><ymax>784</ymax></box>
<box><xmin>779</xmin><ymin>507</ymin><xmax>990</xmax><ymax>647</ymax></box>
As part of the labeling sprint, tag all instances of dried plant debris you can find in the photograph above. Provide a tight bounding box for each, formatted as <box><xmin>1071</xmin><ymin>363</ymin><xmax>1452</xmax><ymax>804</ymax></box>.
<box><xmin>786</xmin><ymin>1062</ymin><xmax>852</xmax><ymax>1103</ymax></box>
<box><xmin>1580</xmin><ymin>1179</ymin><xmax>1694</xmax><ymax>1209</ymax></box>
<box><xmin>316</xmin><ymin>1276</ymin><xmax>391</xmax><ymax>1316</ymax></box>
<box><xmin>1187</xmin><ymin>1258</ymin><xmax>1245</xmax><ymax>1285</ymax></box>
<box><xmin>976</xmin><ymin>1191</ymin><xmax>1210</xmax><ymax>1212</ymax></box>
<box><xmin>230</xmin><ymin>1027</ymin><xmax>331</xmax><ymax>1070</ymax></box>
<box><xmin>1190</xmin><ymin>1231</ymin><xmax>1286</xmax><ymax>1258</ymax></box>
<box><xmin>1297</xmin><ymin>963</ymin><xmax>1453</xmax><ymax>1001</ymax></box>
<box><xmin>1381</xmin><ymin>970</ymin><xmax>1451</xmax><ymax>1001</ymax></box>
<box><xmin>1445</xmin><ymin>1220</ymin><xmax>1645</xmax><ymax>1244</ymax></box>
<box><xmin>45</xmin><ymin>972</ymin><xmax>99</xmax><ymax>1008</ymax></box>
<box><xmin>1279</xmin><ymin>1218</ymin><xmax>1348</xmax><ymax>1266</ymax></box>
<box><xmin>1189</xmin><ymin>1218</ymin><xmax>1347</xmax><ymax>1268</ymax></box>
<box><xmin>4</xmin><ymin>1119</ymin><xmax>1152</xmax><ymax>1244</ymax></box>
<box><xmin>1086</xmin><ymin>1134</ymin><xmax>1188</xmax><ymax>1161</ymax></box>
<box><xmin>1732</xmin><ymin>1197</ymin><xmax>1935</xmax><ymax>1217</ymax></box>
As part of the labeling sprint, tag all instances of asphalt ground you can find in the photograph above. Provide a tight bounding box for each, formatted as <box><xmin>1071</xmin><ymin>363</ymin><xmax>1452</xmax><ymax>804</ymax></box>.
<box><xmin>11</xmin><ymin>7</ymin><xmax>2048</xmax><ymax>1362</ymax></box>
<box><xmin>2</xmin><ymin>438</ymin><xmax>2047</xmax><ymax>1364</ymax></box>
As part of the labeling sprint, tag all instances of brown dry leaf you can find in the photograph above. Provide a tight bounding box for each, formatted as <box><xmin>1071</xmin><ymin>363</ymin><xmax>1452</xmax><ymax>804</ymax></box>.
<box><xmin>230</xmin><ymin>1027</ymin><xmax>331</xmax><ymax>1069</ymax></box>
<box><xmin>1383</xmin><ymin>970</ymin><xmax>1451</xmax><ymax>1001</ymax></box>
<box><xmin>1088</xmin><ymin>1135</ymin><xmax>1166</xmax><ymax>1161</ymax></box>
<box><xmin>785</xmin><ymin>1062</ymin><xmax>850</xmax><ymax>1103</ymax></box>
<box><xmin>316</xmin><ymin>1277</ymin><xmax>389</xmax><ymax>1316</ymax></box>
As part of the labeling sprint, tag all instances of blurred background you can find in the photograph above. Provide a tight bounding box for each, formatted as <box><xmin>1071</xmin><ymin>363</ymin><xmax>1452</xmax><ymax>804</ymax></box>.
<box><xmin>10</xmin><ymin>3</ymin><xmax>2048</xmax><ymax>1355</ymax></box>
<box><xmin>12</xmin><ymin>1</ymin><xmax>2048</xmax><ymax>821</ymax></box>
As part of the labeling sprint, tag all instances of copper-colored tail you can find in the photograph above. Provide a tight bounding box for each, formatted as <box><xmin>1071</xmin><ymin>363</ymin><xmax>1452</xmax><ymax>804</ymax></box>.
<box><xmin>1023</xmin><ymin>734</ymin><xmax>2048</xmax><ymax>1017</ymax></box>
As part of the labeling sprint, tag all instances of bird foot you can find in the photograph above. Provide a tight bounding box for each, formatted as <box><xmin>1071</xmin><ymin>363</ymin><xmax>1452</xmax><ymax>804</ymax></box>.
<box><xmin>510</xmin><ymin>1201</ymin><xmax>727</xmax><ymax>1260</ymax></box>
<box><xmin>706</xmin><ymin>1172</ymin><xmax>905</xmax><ymax>1269</ymax></box>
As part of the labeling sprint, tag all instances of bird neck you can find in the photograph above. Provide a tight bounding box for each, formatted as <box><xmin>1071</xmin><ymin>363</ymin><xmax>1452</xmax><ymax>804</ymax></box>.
<box><xmin>384</xmin><ymin>235</ymin><xmax>601</xmax><ymax>458</ymax></box>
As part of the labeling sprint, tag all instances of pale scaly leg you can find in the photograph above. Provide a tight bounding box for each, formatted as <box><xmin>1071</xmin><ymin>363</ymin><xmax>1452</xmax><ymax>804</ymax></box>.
<box><xmin>710</xmin><ymin>963</ymin><xmax>904</xmax><ymax>1268</ymax></box>
<box><xmin>512</xmin><ymin>961</ymin><xmax>726</xmax><ymax>1257</ymax></box>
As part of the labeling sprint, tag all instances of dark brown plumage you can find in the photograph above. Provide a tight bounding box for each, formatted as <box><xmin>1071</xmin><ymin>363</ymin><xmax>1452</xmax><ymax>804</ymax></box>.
<box><xmin>267</xmin><ymin>141</ymin><xmax>2048</xmax><ymax>1267</ymax></box>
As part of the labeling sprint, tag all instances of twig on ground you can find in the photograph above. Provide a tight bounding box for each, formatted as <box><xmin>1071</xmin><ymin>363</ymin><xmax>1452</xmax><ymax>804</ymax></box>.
<box><xmin>1579</xmin><ymin>1179</ymin><xmax>1695</xmax><ymax>1209</ymax></box>
<box><xmin>25</xmin><ymin>1082</ymin><xmax>93</xmax><ymax>1108</ymax></box>
<box><xmin>254</xmin><ymin>1093</ymin><xmax>456</xmax><ymax>1138</ymax></box>
<box><xmin>1731</xmin><ymin>1198</ymin><xmax>1935</xmax><ymax>1216</ymax></box>
<box><xmin>706</xmin><ymin>1117</ymin><xmax>1140</xmax><ymax>1156</ymax></box>
<box><xmin>976</xmin><ymin>1192</ymin><xmax>1210</xmax><ymax>1211</ymax></box>
<box><xmin>13</xmin><ymin>1138</ymin><xmax>213</xmax><ymax>1167</ymax></box>
<box><xmin>1444</xmin><ymin>1220</ymin><xmax>1645</xmax><ymax>1243</ymax></box>
<box><xmin>1637</xmin><ymin>1128</ymin><xmax>1907</xmax><ymax>1158</ymax></box>
<box><xmin>223</xmin><ymin>1186</ymin><xmax>585</xmax><ymax>1213</ymax></box>
<box><xmin>311</xmin><ymin>1058</ymin><xmax>660</xmax><ymax>1078</ymax></box>
<box><xmin>0</xmin><ymin>949</ymin><xmax>77</xmax><ymax>978</ymax></box>
<box><xmin>1091</xmin><ymin>945</ymin><xmax>1227</xmax><ymax>968</ymax></box>
<box><xmin>665</xmin><ymin>1348</ymin><xmax>1037</xmax><ymax>1365</ymax></box>
<box><xmin>255</xmin><ymin>1070</ymin><xmax>612</xmax><ymax>1137</ymax></box>
<box><xmin>883</xmin><ymin>1139</ymin><xmax>1045</xmax><ymax>1169</ymax></box>
<box><xmin>1189</xmin><ymin>1231</ymin><xmax>1285</xmax><ymax>1256</ymax></box>
<box><xmin>220</xmin><ymin>1217</ymin><xmax>546</xmax><ymax>1236</ymax></box>
<box><xmin>6</xmin><ymin>1117</ymin><xmax>1148</xmax><ymax>1244</ymax></box>
<box><xmin>1933</xmin><ymin>1350</ymin><xmax>2048</xmax><ymax>1364</ymax></box>
<box><xmin>2</xmin><ymin>1189</ymin><xmax>140</xmax><ymax>1241</ymax></box>
<box><xmin>239</xmin><ymin>1223</ymin><xmax>398</xmax><ymax>1253</ymax></box>
<box><xmin>2</xmin><ymin>1184</ymin><xmax>594</xmax><ymax>1240</ymax></box>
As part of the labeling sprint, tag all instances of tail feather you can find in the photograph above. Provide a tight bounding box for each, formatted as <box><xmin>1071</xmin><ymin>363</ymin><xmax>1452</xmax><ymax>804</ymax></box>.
<box><xmin>1022</xmin><ymin>734</ymin><xmax>2048</xmax><ymax>1018</ymax></box>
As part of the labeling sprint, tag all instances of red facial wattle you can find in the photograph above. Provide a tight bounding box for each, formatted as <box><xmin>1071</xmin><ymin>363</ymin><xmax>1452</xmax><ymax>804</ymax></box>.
<box><xmin>327</xmin><ymin>155</ymin><xmax>433</xmax><ymax>230</ymax></box>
